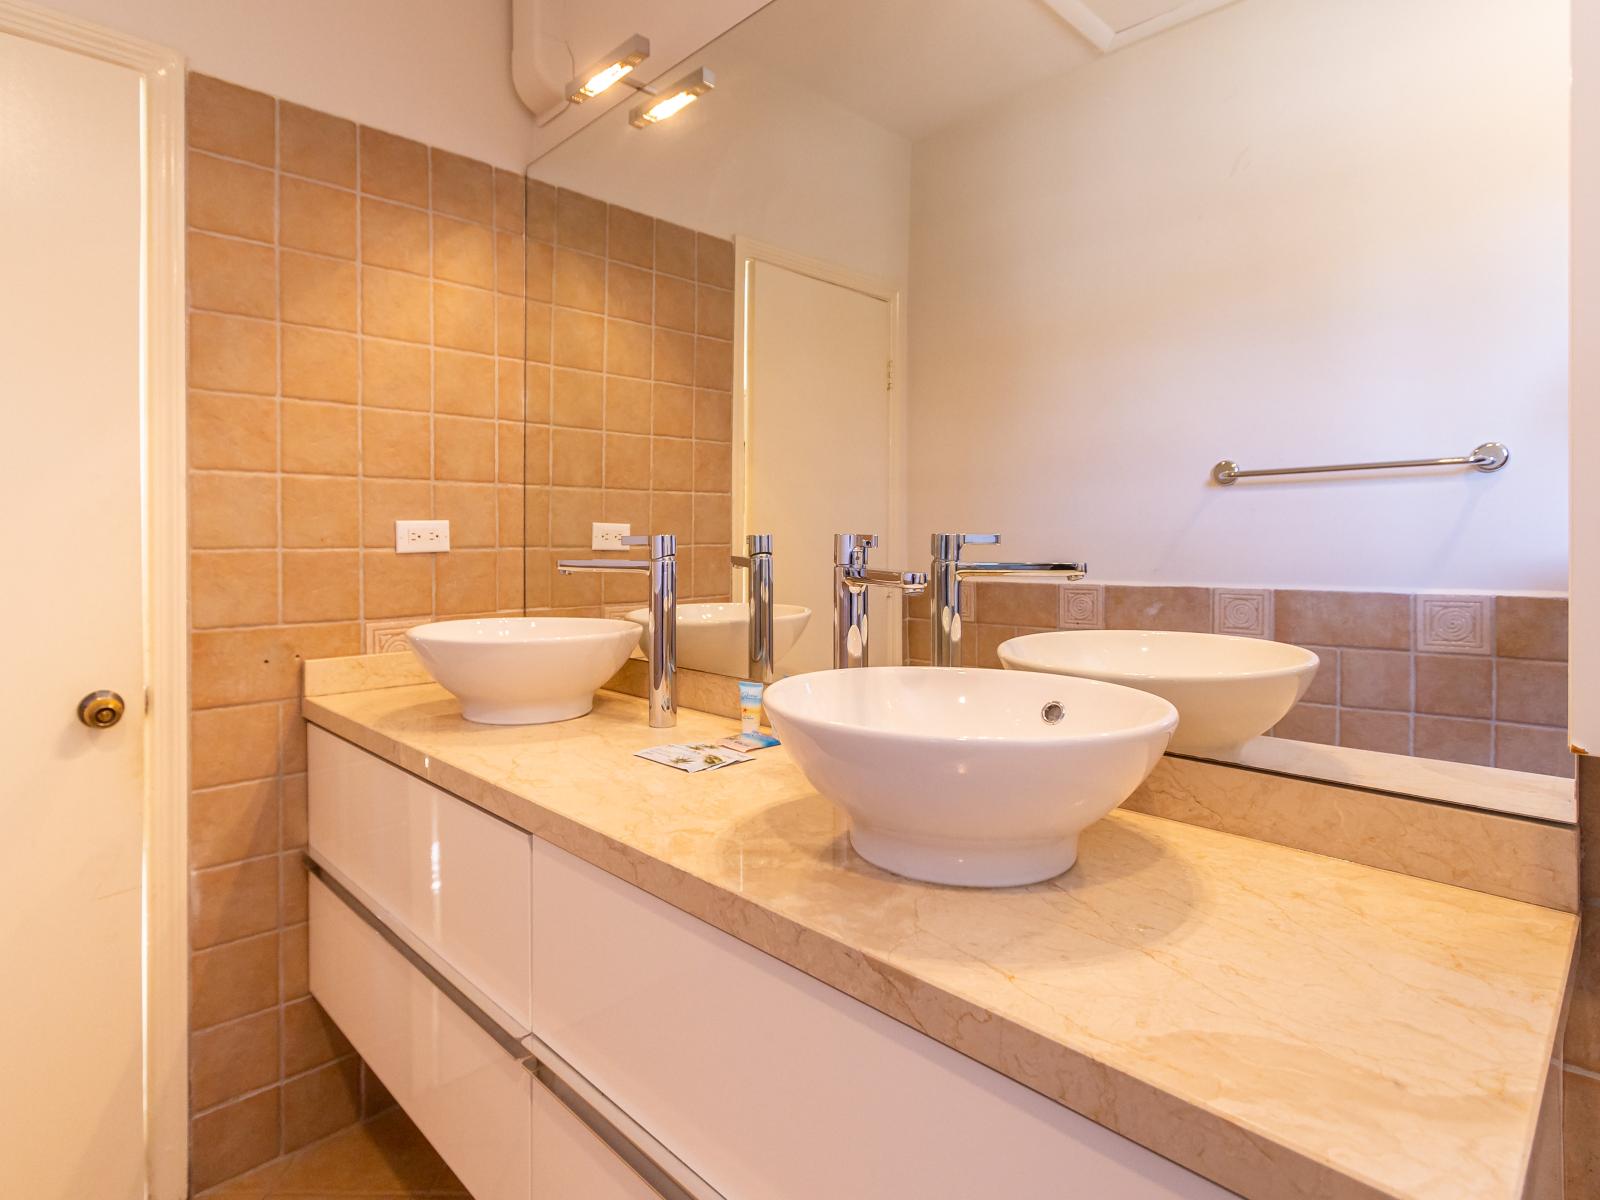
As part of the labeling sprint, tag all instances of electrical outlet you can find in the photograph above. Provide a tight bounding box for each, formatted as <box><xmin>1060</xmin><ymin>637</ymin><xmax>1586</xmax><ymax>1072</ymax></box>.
<box><xmin>395</xmin><ymin>519</ymin><xmax>450</xmax><ymax>554</ymax></box>
<box><xmin>592</xmin><ymin>522</ymin><xmax>630</xmax><ymax>551</ymax></box>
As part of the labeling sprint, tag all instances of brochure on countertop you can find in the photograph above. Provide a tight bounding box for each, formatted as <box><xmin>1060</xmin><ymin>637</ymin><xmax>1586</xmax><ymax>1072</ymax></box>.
<box><xmin>634</xmin><ymin>743</ymin><xmax>754</xmax><ymax>773</ymax></box>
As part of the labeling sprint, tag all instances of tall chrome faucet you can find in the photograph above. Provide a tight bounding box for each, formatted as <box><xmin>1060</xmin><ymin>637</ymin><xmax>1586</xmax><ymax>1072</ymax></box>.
<box><xmin>730</xmin><ymin>533</ymin><xmax>775</xmax><ymax>683</ymax></box>
<box><xmin>833</xmin><ymin>533</ymin><xmax>928</xmax><ymax>669</ymax></box>
<box><xmin>557</xmin><ymin>533</ymin><xmax>677</xmax><ymax>728</ymax></box>
<box><xmin>929</xmin><ymin>533</ymin><xmax>1086</xmax><ymax>667</ymax></box>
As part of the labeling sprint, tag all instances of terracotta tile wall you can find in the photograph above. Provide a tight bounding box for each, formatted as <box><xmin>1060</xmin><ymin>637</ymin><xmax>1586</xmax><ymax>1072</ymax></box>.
<box><xmin>184</xmin><ymin>73</ymin><xmax>738</xmax><ymax>1192</ymax></box>
<box><xmin>519</xmin><ymin>179</ymin><xmax>736</xmax><ymax>612</ymax></box>
<box><xmin>185</xmin><ymin>72</ymin><xmax>526</xmax><ymax>1190</ymax></box>
<box><xmin>1571</xmin><ymin>756</ymin><xmax>1600</xmax><ymax>1197</ymax></box>
<box><xmin>907</xmin><ymin>584</ymin><xmax>1573</xmax><ymax>778</ymax></box>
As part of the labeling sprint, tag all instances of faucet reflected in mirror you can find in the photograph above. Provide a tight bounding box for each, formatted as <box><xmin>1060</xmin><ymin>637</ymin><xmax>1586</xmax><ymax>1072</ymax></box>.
<box><xmin>832</xmin><ymin>534</ymin><xmax>928</xmax><ymax>669</ymax></box>
<box><xmin>731</xmin><ymin>534</ymin><xmax>775</xmax><ymax>684</ymax></box>
<box><xmin>559</xmin><ymin>534</ymin><xmax>678</xmax><ymax>728</ymax></box>
<box><xmin>929</xmin><ymin>534</ymin><xmax>1087</xmax><ymax>668</ymax></box>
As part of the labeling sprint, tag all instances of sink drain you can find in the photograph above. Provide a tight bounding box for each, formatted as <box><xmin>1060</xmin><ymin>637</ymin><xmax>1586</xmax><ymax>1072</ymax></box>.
<box><xmin>1041</xmin><ymin>701</ymin><xmax>1065</xmax><ymax>724</ymax></box>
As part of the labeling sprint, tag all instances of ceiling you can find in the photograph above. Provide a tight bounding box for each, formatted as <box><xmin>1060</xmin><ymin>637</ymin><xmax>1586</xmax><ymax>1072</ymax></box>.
<box><xmin>705</xmin><ymin>0</ymin><xmax>1244</xmax><ymax>142</ymax></box>
<box><xmin>720</xmin><ymin>0</ymin><xmax>1099</xmax><ymax>142</ymax></box>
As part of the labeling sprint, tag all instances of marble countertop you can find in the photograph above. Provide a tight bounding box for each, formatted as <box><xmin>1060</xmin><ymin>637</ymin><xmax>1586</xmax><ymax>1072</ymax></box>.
<box><xmin>1214</xmin><ymin>736</ymin><xmax>1576</xmax><ymax>824</ymax></box>
<box><xmin>304</xmin><ymin>681</ymin><xmax>1576</xmax><ymax>1200</ymax></box>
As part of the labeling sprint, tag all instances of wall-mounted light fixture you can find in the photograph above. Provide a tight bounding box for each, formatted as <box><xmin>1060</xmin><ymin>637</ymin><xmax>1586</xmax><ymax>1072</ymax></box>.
<box><xmin>565</xmin><ymin>34</ymin><xmax>651</xmax><ymax>103</ymax></box>
<box><xmin>629</xmin><ymin>68</ymin><xmax>715</xmax><ymax>128</ymax></box>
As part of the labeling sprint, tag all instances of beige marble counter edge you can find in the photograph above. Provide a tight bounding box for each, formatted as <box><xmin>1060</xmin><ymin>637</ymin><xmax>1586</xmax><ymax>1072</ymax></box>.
<box><xmin>1128</xmin><ymin>757</ymin><xmax>1579</xmax><ymax>912</ymax></box>
<box><xmin>302</xmin><ymin>692</ymin><xmax>1572</xmax><ymax>1200</ymax></box>
<box><xmin>1215</xmin><ymin>738</ymin><xmax>1576</xmax><ymax>825</ymax></box>
<box><xmin>303</xmin><ymin>654</ymin><xmax>1578</xmax><ymax>913</ymax></box>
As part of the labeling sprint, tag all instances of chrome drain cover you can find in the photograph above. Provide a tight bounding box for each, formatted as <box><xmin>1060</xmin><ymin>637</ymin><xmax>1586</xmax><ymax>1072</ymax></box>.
<box><xmin>1041</xmin><ymin>701</ymin><xmax>1065</xmax><ymax>724</ymax></box>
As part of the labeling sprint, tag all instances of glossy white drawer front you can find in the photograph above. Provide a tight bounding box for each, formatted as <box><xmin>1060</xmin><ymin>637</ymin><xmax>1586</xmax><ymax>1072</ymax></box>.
<box><xmin>308</xmin><ymin>727</ymin><xmax>532</xmax><ymax>1028</ymax></box>
<box><xmin>531</xmin><ymin>1075</ymin><xmax>663</xmax><ymax>1200</ymax></box>
<box><xmin>310</xmin><ymin>878</ymin><xmax>531</xmax><ymax>1200</ymax></box>
<box><xmin>529</xmin><ymin>838</ymin><xmax>1231</xmax><ymax>1200</ymax></box>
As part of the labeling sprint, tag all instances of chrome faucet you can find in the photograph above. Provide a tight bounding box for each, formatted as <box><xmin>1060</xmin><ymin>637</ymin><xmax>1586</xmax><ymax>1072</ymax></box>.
<box><xmin>557</xmin><ymin>533</ymin><xmax>677</xmax><ymax>728</ymax></box>
<box><xmin>730</xmin><ymin>533</ymin><xmax>775</xmax><ymax>683</ymax></box>
<box><xmin>833</xmin><ymin>533</ymin><xmax>928</xmax><ymax>669</ymax></box>
<box><xmin>929</xmin><ymin>533</ymin><xmax>1086</xmax><ymax>667</ymax></box>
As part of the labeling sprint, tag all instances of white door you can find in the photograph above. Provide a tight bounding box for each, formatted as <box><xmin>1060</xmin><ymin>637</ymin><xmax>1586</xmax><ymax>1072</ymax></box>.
<box><xmin>745</xmin><ymin>260</ymin><xmax>898</xmax><ymax>674</ymax></box>
<box><xmin>0</xmin><ymin>29</ymin><xmax>149</xmax><ymax>1199</ymax></box>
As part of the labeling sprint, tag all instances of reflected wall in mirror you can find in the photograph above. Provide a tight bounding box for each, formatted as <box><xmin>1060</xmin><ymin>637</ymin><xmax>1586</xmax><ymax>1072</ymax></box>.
<box><xmin>519</xmin><ymin>0</ymin><xmax>1572</xmax><ymax>805</ymax></box>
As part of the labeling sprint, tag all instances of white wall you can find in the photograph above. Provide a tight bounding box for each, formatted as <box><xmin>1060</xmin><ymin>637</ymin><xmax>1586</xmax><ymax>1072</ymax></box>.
<box><xmin>530</xmin><ymin>48</ymin><xmax>912</xmax><ymax>284</ymax></box>
<box><xmin>908</xmin><ymin>0</ymin><xmax>1569</xmax><ymax>592</ymax></box>
<box><xmin>1572</xmin><ymin>0</ymin><xmax>1597</xmax><ymax>752</ymax></box>
<box><xmin>35</xmin><ymin>0</ymin><xmax>537</xmax><ymax>168</ymax></box>
<box><xmin>32</xmin><ymin>0</ymin><xmax>762</xmax><ymax>170</ymax></box>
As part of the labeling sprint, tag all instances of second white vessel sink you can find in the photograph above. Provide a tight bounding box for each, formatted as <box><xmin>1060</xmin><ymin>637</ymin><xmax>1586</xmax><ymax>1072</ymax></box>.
<box><xmin>763</xmin><ymin>667</ymin><xmax>1176</xmax><ymax>887</ymax></box>
<box><xmin>409</xmin><ymin>617</ymin><xmax>639</xmax><ymax>725</ymax></box>
<box><xmin>625</xmin><ymin>602</ymin><xmax>811</xmax><ymax>677</ymax></box>
<box><xmin>998</xmin><ymin>630</ymin><xmax>1319</xmax><ymax>755</ymax></box>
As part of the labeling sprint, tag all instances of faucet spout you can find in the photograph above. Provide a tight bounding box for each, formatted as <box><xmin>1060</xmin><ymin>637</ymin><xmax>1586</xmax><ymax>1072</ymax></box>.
<box><xmin>832</xmin><ymin>533</ymin><xmax>927</xmax><ymax>669</ymax></box>
<box><xmin>557</xmin><ymin>533</ymin><xmax>677</xmax><ymax>727</ymax></box>
<box><xmin>929</xmin><ymin>534</ymin><xmax>1087</xmax><ymax>667</ymax></box>
<box><xmin>954</xmin><ymin>561</ymin><xmax>1087</xmax><ymax>580</ymax></box>
<box><xmin>852</xmin><ymin>567</ymin><xmax>928</xmax><ymax>592</ymax></box>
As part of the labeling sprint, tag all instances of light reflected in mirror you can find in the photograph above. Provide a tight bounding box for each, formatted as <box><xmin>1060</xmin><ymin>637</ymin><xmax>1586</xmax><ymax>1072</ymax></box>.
<box><xmin>521</xmin><ymin>0</ymin><xmax>1571</xmax><ymax>816</ymax></box>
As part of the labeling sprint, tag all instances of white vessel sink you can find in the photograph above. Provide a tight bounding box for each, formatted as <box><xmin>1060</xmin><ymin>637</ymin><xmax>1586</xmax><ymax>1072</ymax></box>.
<box><xmin>625</xmin><ymin>602</ymin><xmax>811</xmax><ymax>677</ymax></box>
<box><xmin>998</xmin><ymin>630</ymin><xmax>1319</xmax><ymax>755</ymax></box>
<box><xmin>408</xmin><ymin>617</ymin><xmax>639</xmax><ymax>725</ymax></box>
<box><xmin>763</xmin><ymin>667</ymin><xmax>1176</xmax><ymax>887</ymax></box>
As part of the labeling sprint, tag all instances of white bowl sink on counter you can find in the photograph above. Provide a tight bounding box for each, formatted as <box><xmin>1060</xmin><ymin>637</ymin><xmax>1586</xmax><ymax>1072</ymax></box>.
<box><xmin>624</xmin><ymin>602</ymin><xmax>811</xmax><ymax>677</ymax></box>
<box><xmin>763</xmin><ymin>667</ymin><xmax>1177</xmax><ymax>887</ymax></box>
<box><xmin>408</xmin><ymin>617</ymin><xmax>639</xmax><ymax>725</ymax></box>
<box><xmin>998</xmin><ymin>630</ymin><xmax>1319</xmax><ymax>755</ymax></box>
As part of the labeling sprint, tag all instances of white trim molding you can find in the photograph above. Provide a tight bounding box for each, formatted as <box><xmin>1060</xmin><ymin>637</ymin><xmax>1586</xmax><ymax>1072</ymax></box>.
<box><xmin>0</xmin><ymin>4</ymin><xmax>189</xmax><ymax>1196</ymax></box>
<box><xmin>1573</xmin><ymin>0</ymin><xmax>1599</xmax><ymax>756</ymax></box>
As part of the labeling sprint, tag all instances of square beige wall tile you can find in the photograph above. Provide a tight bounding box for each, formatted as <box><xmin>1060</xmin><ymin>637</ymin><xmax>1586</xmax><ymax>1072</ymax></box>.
<box><xmin>1105</xmin><ymin>585</ymin><xmax>1211</xmax><ymax>632</ymax></box>
<box><xmin>922</xmin><ymin>581</ymin><xmax>1568</xmax><ymax>779</ymax></box>
<box><xmin>186</xmin><ymin>75</ymin><xmax>747</xmax><ymax>1192</ymax></box>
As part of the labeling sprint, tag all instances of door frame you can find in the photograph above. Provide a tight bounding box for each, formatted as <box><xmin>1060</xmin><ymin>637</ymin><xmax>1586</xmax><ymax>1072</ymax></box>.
<box><xmin>731</xmin><ymin>238</ymin><xmax>908</xmax><ymax>637</ymax></box>
<box><xmin>0</xmin><ymin>3</ymin><xmax>189</xmax><ymax>1195</ymax></box>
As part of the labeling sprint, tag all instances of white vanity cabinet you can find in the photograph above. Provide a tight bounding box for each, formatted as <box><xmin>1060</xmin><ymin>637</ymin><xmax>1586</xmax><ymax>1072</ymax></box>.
<box><xmin>308</xmin><ymin>875</ymin><xmax>533</xmax><ymax>1200</ymax></box>
<box><xmin>307</xmin><ymin>727</ymin><xmax>1230</xmax><ymax>1200</ymax></box>
<box><xmin>307</xmin><ymin>728</ymin><xmax>533</xmax><ymax>1029</ymax></box>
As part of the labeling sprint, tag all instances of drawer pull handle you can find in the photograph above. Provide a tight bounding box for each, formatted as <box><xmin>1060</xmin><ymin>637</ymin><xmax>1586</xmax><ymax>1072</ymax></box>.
<box><xmin>529</xmin><ymin>1057</ymin><xmax>717</xmax><ymax>1200</ymax></box>
<box><xmin>306</xmin><ymin>853</ymin><xmax>724</xmax><ymax>1200</ymax></box>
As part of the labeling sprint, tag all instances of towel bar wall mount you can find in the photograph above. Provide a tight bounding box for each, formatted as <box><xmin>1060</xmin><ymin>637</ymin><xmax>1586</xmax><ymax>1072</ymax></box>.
<box><xmin>1212</xmin><ymin>441</ymin><xmax>1509</xmax><ymax>486</ymax></box>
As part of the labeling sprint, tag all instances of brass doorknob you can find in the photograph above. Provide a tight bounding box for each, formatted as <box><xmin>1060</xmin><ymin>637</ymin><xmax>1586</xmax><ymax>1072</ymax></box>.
<box><xmin>78</xmin><ymin>690</ymin><xmax>125</xmax><ymax>729</ymax></box>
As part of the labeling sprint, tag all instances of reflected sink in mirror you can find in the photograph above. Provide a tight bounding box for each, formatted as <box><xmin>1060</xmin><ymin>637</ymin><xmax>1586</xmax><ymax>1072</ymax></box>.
<box><xmin>521</xmin><ymin>0</ymin><xmax>1573</xmax><ymax>815</ymax></box>
<box><xmin>409</xmin><ymin>618</ymin><xmax>640</xmax><ymax>726</ymax></box>
<box><xmin>624</xmin><ymin>603</ymin><xmax>811</xmax><ymax>678</ymax></box>
<box><xmin>763</xmin><ymin>667</ymin><xmax>1177</xmax><ymax>887</ymax></box>
<box><xmin>998</xmin><ymin>630</ymin><xmax>1318</xmax><ymax>755</ymax></box>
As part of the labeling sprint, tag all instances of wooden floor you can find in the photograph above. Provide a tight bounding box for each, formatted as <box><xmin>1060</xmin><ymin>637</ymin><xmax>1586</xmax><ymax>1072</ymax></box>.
<box><xmin>198</xmin><ymin>1108</ymin><xmax>469</xmax><ymax>1198</ymax></box>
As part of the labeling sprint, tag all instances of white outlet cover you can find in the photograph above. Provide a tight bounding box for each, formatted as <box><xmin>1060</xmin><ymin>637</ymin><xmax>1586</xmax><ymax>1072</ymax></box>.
<box><xmin>395</xmin><ymin>519</ymin><xmax>450</xmax><ymax>554</ymax></box>
<box><xmin>592</xmin><ymin>522</ymin><xmax>630</xmax><ymax>550</ymax></box>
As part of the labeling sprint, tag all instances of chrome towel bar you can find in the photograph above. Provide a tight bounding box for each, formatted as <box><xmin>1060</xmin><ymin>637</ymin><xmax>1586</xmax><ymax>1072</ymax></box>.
<box><xmin>1212</xmin><ymin>441</ymin><xmax>1509</xmax><ymax>486</ymax></box>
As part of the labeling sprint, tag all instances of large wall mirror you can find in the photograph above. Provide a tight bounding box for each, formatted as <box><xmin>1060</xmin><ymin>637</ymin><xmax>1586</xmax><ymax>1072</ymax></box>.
<box><xmin>521</xmin><ymin>0</ymin><xmax>1571</xmax><ymax>816</ymax></box>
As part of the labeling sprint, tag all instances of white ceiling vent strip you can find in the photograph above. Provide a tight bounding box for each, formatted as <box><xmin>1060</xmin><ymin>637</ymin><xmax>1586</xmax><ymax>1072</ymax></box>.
<box><xmin>1041</xmin><ymin>0</ymin><xmax>1243</xmax><ymax>52</ymax></box>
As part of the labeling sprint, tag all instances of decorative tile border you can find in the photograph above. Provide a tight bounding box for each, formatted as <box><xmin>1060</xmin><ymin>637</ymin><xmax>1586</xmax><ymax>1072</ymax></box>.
<box><xmin>1212</xmin><ymin>588</ymin><xmax>1272</xmax><ymax>639</ymax></box>
<box><xmin>1059</xmin><ymin>583</ymin><xmax>1103</xmax><ymax>629</ymax></box>
<box><xmin>1416</xmin><ymin>594</ymin><xmax>1494</xmax><ymax>655</ymax></box>
<box><xmin>363</xmin><ymin>618</ymin><xmax>422</xmax><ymax>654</ymax></box>
<box><xmin>905</xmin><ymin>583</ymin><xmax>1571</xmax><ymax>777</ymax></box>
